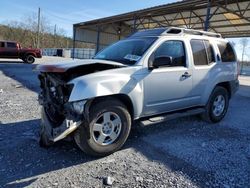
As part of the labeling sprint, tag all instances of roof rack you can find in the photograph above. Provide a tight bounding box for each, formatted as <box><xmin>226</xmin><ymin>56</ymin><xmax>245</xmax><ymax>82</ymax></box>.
<box><xmin>129</xmin><ymin>27</ymin><xmax>222</xmax><ymax>38</ymax></box>
<box><xmin>165</xmin><ymin>27</ymin><xmax>222</xmax><ymax>38</ymax></box>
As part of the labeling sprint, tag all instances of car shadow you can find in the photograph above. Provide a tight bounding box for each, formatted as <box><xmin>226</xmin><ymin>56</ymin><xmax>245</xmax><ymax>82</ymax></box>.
<box><xmin>1</xmin><ymin>92</ymin><xmax>250</xmax><ymax>188</ymax></box>
<box><xmin>128</xmin><ymin>91</ymin><xmax>250</xmax><ymax>187</ymax></box>
<box><xmin>0</xmin><ymin>63</ymin><xmax>40</xmax><ymax>93</ymax></box>
<box><xmin>0</xmin><ymin>117</ymin><xmax>207</xmax><ymax>187</ymax></box>
<box><xmin>0</xmin><ymin>60</ymin><xmax>24</xmax><ymax>64</ymax></box>
<box><xmin>0</xmin><ymin>119</ymin><xmax>96</xmax><ymax>187</ymax></box>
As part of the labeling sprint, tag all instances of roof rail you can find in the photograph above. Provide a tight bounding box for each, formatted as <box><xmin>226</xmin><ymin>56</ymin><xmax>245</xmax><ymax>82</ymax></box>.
<box><xmin>129</xmin><ymin>27</ymin><xmax>222</xmax><ymax>39</ymax></box>
<box><xmin>165</xmin><ymin>27</ymin><xmax>222</xmax><ymax>38</ymax></box>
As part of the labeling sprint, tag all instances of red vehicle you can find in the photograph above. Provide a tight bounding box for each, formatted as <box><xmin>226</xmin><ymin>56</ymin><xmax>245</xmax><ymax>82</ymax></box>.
<box><xmin>0</xmin><ymin>41</ymin><xmax>42</xmax><ymax>64</ymax></box>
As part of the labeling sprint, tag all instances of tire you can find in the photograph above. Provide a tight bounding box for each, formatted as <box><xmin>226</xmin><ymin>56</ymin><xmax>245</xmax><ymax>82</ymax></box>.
<box><xmin>74</xmin><ymin>98</ymin><xmax>131</xmax><ymax>156</ymax></box>
<box><xmin>24</xmin><ymin>54</ymin><xmax>35</xmax><ymax>64</ymax></box>
<box><xmin>39</xmin><ymin>108</ymin><xmax>54</xmax><ymax>147</ymax></box>
<box><xmin>39</xmin><ymin>123</ymin><xmax>53</xmax><ymax>147</ymax></box>
<box><xmin>201</xmin><ymin>86</ymin><xmax>229</xmax><ymax>123</ymax></box>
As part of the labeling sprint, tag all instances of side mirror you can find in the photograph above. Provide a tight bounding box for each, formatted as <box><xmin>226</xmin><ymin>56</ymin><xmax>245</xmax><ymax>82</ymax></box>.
<box><xmin>151</xmin><ymin>56</ymin><xmax>173</xmax><ymax>68</ymax></box>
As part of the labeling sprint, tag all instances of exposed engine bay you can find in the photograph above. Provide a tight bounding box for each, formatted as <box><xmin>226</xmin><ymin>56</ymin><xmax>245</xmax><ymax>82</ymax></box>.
<box><xmin>36</xmin><ymin>62</ymin><xmax>124</xmax><ymax>141</ymax></box>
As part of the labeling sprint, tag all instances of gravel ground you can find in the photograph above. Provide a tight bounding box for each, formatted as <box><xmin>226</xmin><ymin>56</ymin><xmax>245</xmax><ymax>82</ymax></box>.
<box><xmin>0</xmin><ymin>57</ymin><xmax>249</xmax><ymax>188</ymax></box>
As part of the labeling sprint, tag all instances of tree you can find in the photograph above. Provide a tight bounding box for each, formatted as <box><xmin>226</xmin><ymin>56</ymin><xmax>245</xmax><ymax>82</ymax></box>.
<box><xmin>1</xmin><ymin>13</ymin><xmax>70</xmax><ymax>48</ymax></box>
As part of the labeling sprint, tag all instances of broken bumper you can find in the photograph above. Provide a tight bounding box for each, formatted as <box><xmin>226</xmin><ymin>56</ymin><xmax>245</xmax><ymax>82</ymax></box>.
<box><xmin>41</xmin><ymin>107</ymin><xmax>82</xmax><ymax>142</ymax></box>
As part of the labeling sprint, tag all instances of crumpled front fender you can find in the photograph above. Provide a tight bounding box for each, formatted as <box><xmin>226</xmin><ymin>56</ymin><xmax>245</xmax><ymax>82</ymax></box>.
<box><xmin>68</xmin><ymin>66</ymin><xmax>145</xmax><ymax>119</ymax></box>
<box><xmin>69</xmin><ymin>75</ymin><xmax>131</xmax><ymax>101</ymax></box>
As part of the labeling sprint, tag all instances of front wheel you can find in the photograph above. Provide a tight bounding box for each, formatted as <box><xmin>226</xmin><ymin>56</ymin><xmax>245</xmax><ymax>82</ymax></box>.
<box><xmin>74</xmin><ymin>98</ymin><xmax>131</xmax><ymax>156</ymax></box>
<box><xmin>39</xmin><ymin>108</ymin><xmax>54</xmax><ymax>147</ymax></box>
<box><xmin>24</xmin><ymin>55</ymin><xmax>35</xmax><ymax>64</ymax></box>
<box><xmin>201</xmin><ymin>86</ymin><xmax>229</xmax><ymax>123</ymax></box>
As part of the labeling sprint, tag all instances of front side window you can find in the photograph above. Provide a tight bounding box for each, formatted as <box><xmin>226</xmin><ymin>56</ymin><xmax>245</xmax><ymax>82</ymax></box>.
<box><xmin>217</xmin><ymin>41</ymin><xmax>236</xmax><ymax>62</ymax></box>
<box><xmin>190</xmin><ymin>39</ymin><xmax>208</xmax><ymax>66</ymax></box>
<box><xmin>154</xmin><ymin>40</ymin><xmax>186</xmax><ymax>67</ymax></box>
<box><xmin>94</xmin><ymin>37</ymin><xmax>156</xmax><ymax>65</ymax></box>
<box><xmin>0</xmin><ymin>42</ymin><xmax>5</xmax><ymax>48</ymax></box>
<box><xmin>7</xmin><ymin>42</ymin><xmax>16</xmax><ymax>48</ymax></box>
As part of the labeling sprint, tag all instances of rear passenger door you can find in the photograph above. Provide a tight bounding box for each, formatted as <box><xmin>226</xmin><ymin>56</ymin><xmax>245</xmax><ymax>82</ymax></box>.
<box><xmin>190</xmin><ymin>39</ymin><xmax>216</xmax><ymax>104</ymax></box>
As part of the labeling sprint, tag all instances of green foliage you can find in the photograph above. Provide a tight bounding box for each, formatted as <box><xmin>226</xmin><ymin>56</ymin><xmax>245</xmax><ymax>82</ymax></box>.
<box><xmin>0</xmin><ymin>24</ymin><xmax>73</xmax><ymax>48</ymax></box>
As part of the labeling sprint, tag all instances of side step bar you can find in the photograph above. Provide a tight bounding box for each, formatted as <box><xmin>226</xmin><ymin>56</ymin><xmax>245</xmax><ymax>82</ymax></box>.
<box><xmin>140</xmin><ymin>107</ymin><xmax>205</xmax><ymax>126</ymax></box>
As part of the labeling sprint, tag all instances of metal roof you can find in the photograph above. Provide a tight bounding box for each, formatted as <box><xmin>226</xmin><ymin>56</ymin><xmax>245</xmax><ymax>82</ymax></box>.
<box><xmin>74</xmin><ymin>0</ymin><xmax>250</xmax><ymax>38</ymax></box>
<box><xmin>72</xmin><ymin>0</ymin><xmax>250</xmax><ymax>55</ymax></box>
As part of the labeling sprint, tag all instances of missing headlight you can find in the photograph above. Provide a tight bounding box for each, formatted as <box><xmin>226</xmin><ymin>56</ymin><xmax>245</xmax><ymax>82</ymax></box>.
<box><xmin>71</xmin><ymin>100</ymin><xmax>87</xmax><ymax>114</ymax></box>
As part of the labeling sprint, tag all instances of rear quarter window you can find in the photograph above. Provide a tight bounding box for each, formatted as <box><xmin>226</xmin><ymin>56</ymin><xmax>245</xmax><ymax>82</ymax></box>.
<box><xmin>190</xmin><ymin>39</ymin><xmax>208</xmax><ymax>66</ymax></box>
<box><xmin>217</xmin><ymin>41</ymin><xmax>236</xmax><ymax>62</ymax></box>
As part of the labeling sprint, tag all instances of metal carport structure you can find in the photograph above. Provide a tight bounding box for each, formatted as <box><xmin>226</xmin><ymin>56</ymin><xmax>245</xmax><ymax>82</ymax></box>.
<box><xmin>73</xmin><ymin>0</ymin><xmax>250</xmax><ymax>55</ymax></box>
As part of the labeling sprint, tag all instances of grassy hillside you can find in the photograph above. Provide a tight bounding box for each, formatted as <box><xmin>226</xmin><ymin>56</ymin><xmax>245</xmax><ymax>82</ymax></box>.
<box><xmin>0</xmin><ymin>24</ymin><xmax>93</xmax><ymax>49</ymax></box>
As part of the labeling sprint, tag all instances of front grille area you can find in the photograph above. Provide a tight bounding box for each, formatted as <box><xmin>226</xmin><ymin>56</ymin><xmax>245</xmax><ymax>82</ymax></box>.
<box><xmin>38</xmin><ymin>73</ymin><xmax>73</xmax><ymax>127</ymax></box>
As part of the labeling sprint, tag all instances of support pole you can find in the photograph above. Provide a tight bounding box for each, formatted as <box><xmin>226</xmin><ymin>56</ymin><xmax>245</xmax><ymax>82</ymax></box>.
<box><xmin>204</xmin><ymin>0</ymin><xmax>211</xmax><ymax>31</ymax></box>
<box><xmin>133</xmin><ymin>15</ymin><xmax>137</xmax><ymax>33</ymax></box>
<box><xmin>54</xmin><ymin>24</ymin><xmax>57</xmax><ymax>48</ymax></box>
<box><xmin>72</xmin><ymin>27</ymin><xmax>76</xmax><ymax>59</ymax></box>
<box><xmin>37</xmin><ymin>7</ymin><xmax>41</xmax><ymax>48</ymax></box>
<box><xmin>96</xmin><ymin>26</ymin><xmax>100</xmax><ymax>54</ymax></box>
<box><xmin>118</xmin><ymin>22</ymin><xmax>121</xmax><ymax>40</ymax></box>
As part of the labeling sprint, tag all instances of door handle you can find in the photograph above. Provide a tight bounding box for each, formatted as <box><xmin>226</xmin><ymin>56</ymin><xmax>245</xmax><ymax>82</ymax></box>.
<box><xmin>181</xmin><ymin>72</ymin><xmax>191</xmax><ymax>78</ymax></box>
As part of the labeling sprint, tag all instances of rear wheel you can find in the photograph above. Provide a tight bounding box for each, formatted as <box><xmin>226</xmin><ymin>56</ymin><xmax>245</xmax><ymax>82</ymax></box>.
<box><xmin>24</xmin><ymin>54</ymin><xmax>35</xmax><ymax>64</ymax></box>
<box><xmin>201</xmin><ymin>86</ymin><xmax>229</xmax><ymax>123</ymax></box>
<box><xmin>74</xmin><ymin>98</ymin><xmax>131</xmax><ymax>156</ymax></box>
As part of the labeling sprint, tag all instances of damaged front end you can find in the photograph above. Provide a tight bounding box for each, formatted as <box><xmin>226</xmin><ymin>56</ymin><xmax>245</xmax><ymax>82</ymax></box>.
<box><xmin>35</xmin><ymin>60</ymin><xmax>125</xmax><ymax>143</ymax></box>
<box><xmin>38</xmin><ymin>72</ymin><xmax>85</xmax><ymax>142</ymax></box>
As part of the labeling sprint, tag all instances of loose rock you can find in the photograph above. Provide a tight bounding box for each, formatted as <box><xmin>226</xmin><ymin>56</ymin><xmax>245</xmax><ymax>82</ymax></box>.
<box><xmin>103</xmin><ymin>176</ymin><xmax>115</xmax><ymax>186</ymax></box>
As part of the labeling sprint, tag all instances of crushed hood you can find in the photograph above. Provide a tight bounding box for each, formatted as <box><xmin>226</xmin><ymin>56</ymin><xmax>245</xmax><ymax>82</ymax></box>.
<box><xmin>33</xmin><ymin>59</ymin><xmax>126</xmax><ymax>73</ymax></box>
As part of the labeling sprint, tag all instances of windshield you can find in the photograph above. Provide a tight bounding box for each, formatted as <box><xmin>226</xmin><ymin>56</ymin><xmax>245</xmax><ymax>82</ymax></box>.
<box><xmin>94</xmin><ymin>37</ymin><xmax>156</xmax><ymax>65</ymax></box>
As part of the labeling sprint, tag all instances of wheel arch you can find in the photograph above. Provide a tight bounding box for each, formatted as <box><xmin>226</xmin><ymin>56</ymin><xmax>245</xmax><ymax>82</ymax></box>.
<box><xmin>202</xmin><ymin>80</ymin><xmax>233</xmax><ymax>106</ymax></box>
<box><xmin>88</xmin><ymin>94</ymin><xmax>135</xmax><ymax>120</ymax></box>
<box><xmin>22</xmin><ymin>52</ymin><xmax>36</xmax><ymax>59</ymax></box>
<box><xmin>216</xmin><ymin>81</ymin><xmax>232</xmax><ymax>99</ymax></box>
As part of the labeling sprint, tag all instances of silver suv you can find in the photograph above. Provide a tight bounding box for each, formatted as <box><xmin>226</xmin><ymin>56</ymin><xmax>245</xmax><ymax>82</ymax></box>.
<box><xmin>36</xmin><ymin>27</ymin><xmax>239</xmax><ymax>156</ymax></box>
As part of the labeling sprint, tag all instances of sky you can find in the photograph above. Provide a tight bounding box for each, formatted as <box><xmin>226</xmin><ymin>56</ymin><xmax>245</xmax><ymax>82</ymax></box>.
<box><xmin>0</xmin><ymin>0</ymin><xmax>177</xmax><ymax>36</ymax></box>
<box><xmin>0</xmin><ymin>0</ymin><xmax>249</xmax><ymax>60</ymax></box>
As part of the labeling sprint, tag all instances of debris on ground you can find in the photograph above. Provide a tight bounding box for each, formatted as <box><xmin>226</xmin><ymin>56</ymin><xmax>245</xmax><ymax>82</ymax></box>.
<box><xmin>103</xmin><ymin>176</ymin><xmax>115</xmax><ymax>186</ymax></box>
<box><xmin>15</xmin><ymin>84</ymin><xmax>24</xmax><ymax>88</ymax></box>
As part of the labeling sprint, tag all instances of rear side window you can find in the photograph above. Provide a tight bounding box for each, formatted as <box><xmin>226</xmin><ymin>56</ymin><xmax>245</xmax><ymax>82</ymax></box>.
<box><xmin>217</xmin><ymin>41</ymin><xmax>236</xmax><ymax>62</ymax></box>
<box><xmin>6</xmin><ymin>42</ymin><xmax>16</xmax><ymax>48</ymax></box>
<box><xmin>0</xmin><ymin>42</ymin><xmax>5</xmax><ymax>47</ymax></box>
<box><xmin>204</xmin><ymin>40</ymin><xmax>215</xmax><ymax>64</ymax></box>
<box><xmin>190</xmin><ymin>39</ymin><xmax>208</xmax><ymax>65</ymax></box>
<box><xmin>154</xmin><ymin>40</ymin><xmax>186</xmax><ymax>67</ymax></box>
<box><xmin>190</xmin><ymin>39</ymin><xmax>215</xmax><ymax>66</ymax></box>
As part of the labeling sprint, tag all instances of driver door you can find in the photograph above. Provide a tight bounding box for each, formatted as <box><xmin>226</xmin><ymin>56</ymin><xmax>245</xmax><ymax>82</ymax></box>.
<box><xmin>143</xmin><ymin>40</ymin><xmax>196</xmax><ymax>116</ymax></box>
